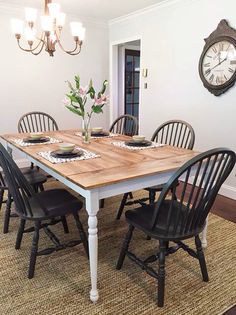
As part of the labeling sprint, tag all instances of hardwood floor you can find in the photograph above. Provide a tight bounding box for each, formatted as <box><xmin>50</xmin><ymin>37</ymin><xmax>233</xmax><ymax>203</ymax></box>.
<box><xmin>211</xmin><ymin>194</ymin><xmax>236</xmax><ymax>223</ymax></box>
<box><xmin>223</xmin><ymin>306</ymin><xmax>236</xmax><ymax>315</ymax></box>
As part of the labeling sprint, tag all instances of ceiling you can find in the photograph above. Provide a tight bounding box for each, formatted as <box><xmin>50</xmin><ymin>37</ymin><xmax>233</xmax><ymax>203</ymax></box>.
<box><xmin>3</xmin><ymin>0</ymin><xmax>163</xmax><ymax>22</ymax></box>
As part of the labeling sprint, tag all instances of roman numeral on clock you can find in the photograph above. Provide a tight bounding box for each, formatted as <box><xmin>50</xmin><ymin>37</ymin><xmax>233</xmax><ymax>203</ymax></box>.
<box><xmin>219</xmin><ymin>43</ymin><xmax>224</xmax><ymax>51</ymax></box>
<box><xmin>216</xmin><ymin>76</ymin><xmax>220</xmax><ymax>84</ymax></box>
<box><xmin>209</xmin><ymin>74</ymin><xmax>214</xmax><ymax>82</ymax></box>
<box><xmin>228</xmin><ymin>67</ymin><xmax>234</xmax><ymax>73</ymax></box>
<box><xmin>204</xmin><ymin>63</ymin><xmax>210</xmax><ymax>67</ymax></box>
<box><xmin>205</xmin><ymin>68</ymin><xmax>211</xmax><ymax>76</ymax></box>
<box><xmin>212</xmin><ymin>46</ymin><xmax>217</xmax><ymax>53</ymax></box>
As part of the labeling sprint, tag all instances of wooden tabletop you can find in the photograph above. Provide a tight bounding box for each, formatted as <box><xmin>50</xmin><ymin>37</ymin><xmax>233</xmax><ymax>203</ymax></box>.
<box><xmin>1</xmin><ymin>130</ymin><xmax>199</xmax><ymax>190</ymax></box>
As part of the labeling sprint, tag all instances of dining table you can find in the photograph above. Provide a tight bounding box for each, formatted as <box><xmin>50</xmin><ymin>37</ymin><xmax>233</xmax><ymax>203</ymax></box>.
<box><xmin>0</xmin><ymin>129</ymin><xmax>207</xmax><ymax>303</ymax></box>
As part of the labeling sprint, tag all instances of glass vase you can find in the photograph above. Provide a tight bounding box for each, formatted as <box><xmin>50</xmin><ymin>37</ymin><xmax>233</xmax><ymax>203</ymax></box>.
<box><xmin>82</xmin><ymin>117</ymin><xmax>91</xmax><ymax>144</ymax></box>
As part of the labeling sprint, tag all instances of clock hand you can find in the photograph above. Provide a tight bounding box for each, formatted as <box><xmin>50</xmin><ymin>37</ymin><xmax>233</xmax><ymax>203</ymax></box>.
<box><xmin>210</xmin><ymin>57</ymin><xmax>227</xmax><ymax>71</ymax></box>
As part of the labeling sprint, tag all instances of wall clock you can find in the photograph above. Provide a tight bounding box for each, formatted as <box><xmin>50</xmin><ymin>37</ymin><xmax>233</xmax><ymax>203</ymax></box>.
<box><xmin>199</xmin><ymin>19</ymin><xmax>236</xmax><ymax>96</ymax></box>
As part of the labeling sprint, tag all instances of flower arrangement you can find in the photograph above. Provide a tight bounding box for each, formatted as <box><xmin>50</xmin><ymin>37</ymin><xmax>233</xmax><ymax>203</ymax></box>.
<box><xmin>63</xmin><ymin>75</ymin><xmax>108</xmax><ymax>142</ymax></box>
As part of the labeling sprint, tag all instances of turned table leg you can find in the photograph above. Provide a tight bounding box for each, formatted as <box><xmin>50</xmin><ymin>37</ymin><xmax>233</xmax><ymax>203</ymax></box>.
<box><xmin>201</xmin><ymin>216</ymin><xmax>208</xmax><ymax>248</ymax></box>
<box><xmin>86</xmin><ymin>190</ymin><xmax>99</xmax><ymax>302</ymax></box>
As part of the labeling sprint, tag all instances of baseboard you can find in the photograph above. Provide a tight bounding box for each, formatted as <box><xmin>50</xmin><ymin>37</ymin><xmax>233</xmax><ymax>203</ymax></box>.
<box><xmin>219</xmin><ymin>184</ymin><xmax>236</xmax><ymax>200</ymax></box>
<box><xmin>15</xmin><ymin>159</ymin><xmax>236</xmax><ymax>200</ymax></box>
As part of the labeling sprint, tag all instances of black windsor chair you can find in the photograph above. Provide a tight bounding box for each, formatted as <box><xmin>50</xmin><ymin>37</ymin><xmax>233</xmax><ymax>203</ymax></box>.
<box><xmin>116</xmin><ymin>148</ymin><xmax>236</xmax><ymax>307</ymax></box>
<box><xmin>116</xmin><ymin>120</ymin><xmax>195</xmax><ymax>220</ymax></box>
<box><xmin>0</xmin><ymin>143</ymin><xmax>88</xmax><ymax>279</ymax></box>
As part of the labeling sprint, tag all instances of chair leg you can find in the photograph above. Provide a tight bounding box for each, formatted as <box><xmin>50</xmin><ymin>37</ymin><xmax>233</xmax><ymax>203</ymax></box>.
<box><xmin>128</xmin><ymin>192</ymin><xmax>133</xmax><ymax>199</ymax></box>
<box><xmin>73</xmin><ymin>212</ymin><xmax>89</xmax><ymax>258</ymax></box>
<box><xmin>3</xmin><ymin>192</ymin><xmax>13</xmax><ymax>234</ymax></box>
<box><xmin>61</xmin><ymin>215</ymin><xmax>69</xmax><ymax>234</ymax></box>
<box><xmin>116</xmin><ymin>225</ymin><xmax>134</xmax><ymax>270</ymax></box>
<box><xmin>39</xmin><ymin>183</ymin><xmax>44</xmax><ymax>192</ymax></box>
<box><xmin>157</xmin><ymin>240</ymin><xmax>166</xmax><ymax>307</ymax></box>
<box><xmin>32</xmin><ymin>185</ymin><xmax>38</xmax><ymax>193</ymax></box>
<box><xmin>195</xmin><ymin>235</ymin><xmax>209</xmax><ymax>282</ymax></box>
<box><xmin>149</xmin><ymin>190</ymin><xmax>156</xmax><ymax>204</ymax></box>
<box><xmin>15</xmin><ymin>219</ymin><xmax>26</xmax><ymax>249</ymax></box>
<box><xmin>100</xmin><ymin>199</ymin><xmax>105</xmax><ymax>208</ymax></box>
<box><xmin>116</xmin><ymin>193</ymin><xmax>129</xmax><ymax>220</ymax></box>
<box><xmin>0</xmin><ymin>188</ymin><xmax>4</xmax><ymax>210</ymax></box>
<box><xmin>28</xmin><ymin>221</ymin><xmax>40</xmax><ymax>279</ymax></box>
<box><xmin>146</xmin><ymin>191</ymin><xmax>156</xmax><ymax>240</ymax></box>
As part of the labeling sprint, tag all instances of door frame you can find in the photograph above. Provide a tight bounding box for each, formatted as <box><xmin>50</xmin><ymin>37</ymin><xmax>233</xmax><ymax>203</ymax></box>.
<box><xmin>109</xmin><ymin>35</ymin><xmax>142</xmax><ymax>129</ymax></box>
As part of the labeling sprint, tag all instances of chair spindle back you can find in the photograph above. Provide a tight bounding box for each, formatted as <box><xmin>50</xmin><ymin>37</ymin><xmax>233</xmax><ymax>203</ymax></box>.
<box><xmin>151</xmin><ymin>148</ymin><xmax>236</xmax><ymax>238</ymax></box>
<box><xmin>18</xmin><ymin>111</ymin><xmax>58</xmax><ymax>133</ymax></box>
<box><xmin>110</xmin><ymin>114</ymin><xmax>138</xmax><ymax>136</ymax></box>
<box><xmin>152</xmin><ymin>120</ymin><xmax>195</xmax><ymax>149</ymax></box>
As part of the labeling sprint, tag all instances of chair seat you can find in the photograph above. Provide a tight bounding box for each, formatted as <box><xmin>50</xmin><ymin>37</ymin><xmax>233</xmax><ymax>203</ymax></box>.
<box><xmin>1</xmin><ymin>169</ymin><xmax>47</xmax><ymax>189</ymax></box>
<box><xmin>22</xmin><ymin>168</ymin><xmax>47</xmax><ymax>186</ymax></box>
<box><xmin>125</xmin><ymin>200</ymin><xmax>205</xmax><ymax>240</ymax></box>
<box><xmin>26</xmin><ymin>189</ymin><xmax>83</xmax><ymax>220</ymax></box>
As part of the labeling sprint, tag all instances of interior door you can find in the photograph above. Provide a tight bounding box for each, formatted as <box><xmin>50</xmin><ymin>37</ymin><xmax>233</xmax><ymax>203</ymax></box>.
<box><xmin>125</xmin><ymin>49</ymin><xmax>140</xmax><ymax>120</ymax></box>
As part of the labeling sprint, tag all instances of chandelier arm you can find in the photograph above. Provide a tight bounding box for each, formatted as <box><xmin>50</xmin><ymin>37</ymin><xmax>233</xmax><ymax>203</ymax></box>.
<box><xmin>30</xmin><ymin>40</ymin><xmax>46</xmax><ymax>56</ymax></box>
<box><xmin>29</xmin><ymin>35</ymin><xmax>46</xmax><ymax>52</ymax></box>
<box><xmin>56</xmin><ymin>37</ymin><xmax>82</xmax><ymax>55</ymax></box>
<box><xmin>65</xmin><ymin>45</ymin><xmax>82</xmax><ymax>56</ymax></box>
<box><xmin>16</xmin><ymin>36</ymin><xmax>45</xmax><ymax>53</ymax></box>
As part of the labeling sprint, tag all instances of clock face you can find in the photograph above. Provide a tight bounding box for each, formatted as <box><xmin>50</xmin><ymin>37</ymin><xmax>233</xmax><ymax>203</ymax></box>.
<box><xmin>201</xmin><ymin>40</ymin><xmax>236</xmax><ymax>86</ymax></box>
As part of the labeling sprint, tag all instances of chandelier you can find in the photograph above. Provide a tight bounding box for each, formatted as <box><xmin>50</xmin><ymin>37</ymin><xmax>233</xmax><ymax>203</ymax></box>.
<box><xmin>11</xmin><ymin>0</ymin><xmax>85</xmax><ymax>56</ymax></box>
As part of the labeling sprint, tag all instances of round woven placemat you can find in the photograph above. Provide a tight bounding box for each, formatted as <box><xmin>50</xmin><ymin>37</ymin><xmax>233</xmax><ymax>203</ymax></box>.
<box><xmin>0</xmin><ymin>182</ymin><xmax>235</xmax><ymax>315</ymax></box>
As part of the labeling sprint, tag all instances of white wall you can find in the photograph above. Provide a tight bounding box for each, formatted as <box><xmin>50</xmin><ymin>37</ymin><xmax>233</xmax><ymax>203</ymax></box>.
<box><xmin>109</xmin><ymin>0</ymin><xmax>236</xmax><ymax>199</ymax></box>
<box><xmin>0</xmin><ymin>4</ymin><xmax>109</xmax><ymax>138</ymax></box>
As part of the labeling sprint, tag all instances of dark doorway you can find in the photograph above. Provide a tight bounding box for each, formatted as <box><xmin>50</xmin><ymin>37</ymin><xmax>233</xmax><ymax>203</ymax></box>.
<box><xmin>125</xmin><ymin>49</ymin><xmax>140</xmax><ymax>120</ymax></box>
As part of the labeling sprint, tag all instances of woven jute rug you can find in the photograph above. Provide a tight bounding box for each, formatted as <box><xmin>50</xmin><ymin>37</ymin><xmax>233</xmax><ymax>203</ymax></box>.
<box><xmin>0</xmin><ymin>181</ymin><xmax>235</xmax><ymax>315</ymax></box>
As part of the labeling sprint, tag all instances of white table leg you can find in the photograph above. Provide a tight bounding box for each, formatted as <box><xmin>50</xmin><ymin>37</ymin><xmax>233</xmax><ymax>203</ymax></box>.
<box><xmin>201</xmin><ymin>215</ymin><xmax>208</xmax><ymax>248</ymax></box>
<box><xmin>86</xmin><ymin>190</ymin><xmax>99</xmax><ymax>302</ymax></box>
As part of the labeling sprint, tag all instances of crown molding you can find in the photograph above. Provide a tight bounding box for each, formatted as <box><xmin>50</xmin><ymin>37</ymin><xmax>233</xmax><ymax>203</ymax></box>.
<box><xmin>109</xmin><ymin>0</ymin><xmax>199</xmax><ymax>26</ymax></box>
<box><xmin>0</xmin><ymin>2</ymin><xmax>108</xmax><ymax>29</ymax></box>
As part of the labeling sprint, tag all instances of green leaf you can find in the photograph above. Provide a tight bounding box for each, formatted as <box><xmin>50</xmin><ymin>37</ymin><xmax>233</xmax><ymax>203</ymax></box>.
<box><xmin>100</xmin><ymin>80</ymin><xmax>108</xmax><ymax>95</ymax></box>
<box><xmin>77</xmin><ymin>95</ymin><xmax>84</xmax><ymax>107</ymax></box>
<box><xmin>87</xmin><ymin>79</ymin><xmax>95</xmax><ymax>99</ymax></box>
<box><xmin>66</xmin><ymin>94</ymin><xmax>79</xmax><ymax>103</ymax></box>
<box><xmin>65</xmin><ymin>105</ymin><xmax>83</xmax><ymax>117</ymax></box>
<box><xmin>92</xmin><ymin>105</ymin><xmax>103</xmax><ymax>114</ymax></box>
<box><xmin>75</xmin><ymin>75</ymin><xmax>80</xmax><ymax>89</ymax></box>
<box><xmin>66</xmin><ymin>80</ymin><xmax>75</xmax><ymax>93</ymax></box>
<box><xmin>66</xmin><ymin>94</ymin><xmax>84</xmax><ymax>108</ymax></box>
<box><xmin>90</xmin><ymin>88</ymin><xmax>95</xmax><ymax>99</ymax></box>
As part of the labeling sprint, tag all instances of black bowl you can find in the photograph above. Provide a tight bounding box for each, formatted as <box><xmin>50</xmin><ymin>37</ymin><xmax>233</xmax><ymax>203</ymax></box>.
<box><xmin>50</xmin><ymin>149</ymin><xmax>83</xmax><ymax>159</ymax></box>
<box><xmin>91</xmin><ymin>131</ymin><xmax>109</xmax><ymax>137</ymax></box>
<box><xmin>125</xmin><ymin>140</ymin><xmax>152</xmax><ymax>147</ymax></box>
<box><xmin>23</xmin><ymin>137</ymin><xmax>49</xmax><ymax>143</ymax></box>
